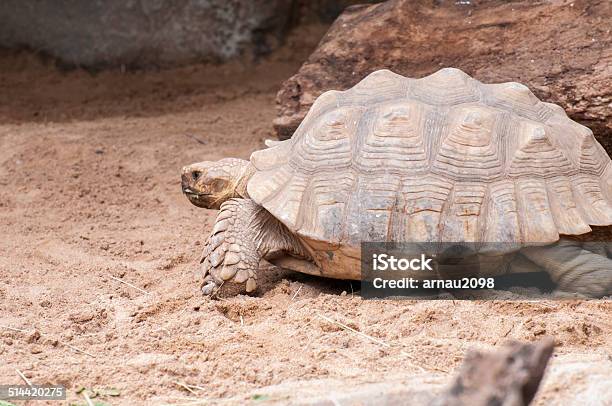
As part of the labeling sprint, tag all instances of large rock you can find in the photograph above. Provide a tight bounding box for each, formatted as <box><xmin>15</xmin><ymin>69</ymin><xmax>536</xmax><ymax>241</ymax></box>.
<box><xmin>274</xmin><ymin>0</ymin><xmax>612</xmax><ymax>155</ymax></box>
<box><xmin>0</xmin><ymin>0</ymin><xmax>293</xmax><ymax>68</ymax></box>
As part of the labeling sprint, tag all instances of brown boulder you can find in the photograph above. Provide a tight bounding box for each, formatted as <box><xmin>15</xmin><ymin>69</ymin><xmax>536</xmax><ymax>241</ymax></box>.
<box><xmin>275</xmin><ymin>0</ymin><xmax>612</xmax><ymax>155</ymax></box>
<box><xmin>434</xmin><ymin>338</ymin><xmax>554</xmax><ymax>406</ymax></box>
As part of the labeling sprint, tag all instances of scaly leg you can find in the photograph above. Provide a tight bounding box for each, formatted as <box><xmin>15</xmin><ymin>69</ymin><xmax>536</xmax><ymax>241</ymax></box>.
<box><xmin>520</xmin><ymin>238</ymin><xmax>612</xmax><ymax>297</ymax></box>
<box><xmin>200</xmin><ymin>198</ymin><xmax>308</xmax><ymax>297</ymax></box>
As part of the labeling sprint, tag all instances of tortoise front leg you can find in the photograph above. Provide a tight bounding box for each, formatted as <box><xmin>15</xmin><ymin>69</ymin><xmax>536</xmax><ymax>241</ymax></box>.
<box><xmin>520</xmin><ymin>238</ymin><xmax>612</xmax><ymax>297</ymax></box>
<box><xmin>200</xmin><ymin>198</ymin><xmax>308</xmax><ymax>297</ymax></box>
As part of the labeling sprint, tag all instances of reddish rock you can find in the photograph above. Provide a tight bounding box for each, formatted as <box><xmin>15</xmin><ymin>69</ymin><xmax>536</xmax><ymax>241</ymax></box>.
<box><xmin>275</xmin><ymin>0</ymin><xmax>612</xmax><ymax>155</ymax></box>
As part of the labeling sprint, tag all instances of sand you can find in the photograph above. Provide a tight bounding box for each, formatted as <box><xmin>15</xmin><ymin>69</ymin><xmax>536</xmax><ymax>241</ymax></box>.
<box><xmin>0</xmin><ymin>46</ymin><xmax>611</xmax><ymax>405</ymax></box>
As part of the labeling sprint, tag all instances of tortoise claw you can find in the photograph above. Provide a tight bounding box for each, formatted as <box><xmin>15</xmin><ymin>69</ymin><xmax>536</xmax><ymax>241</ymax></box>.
<box><xmin>201</xmin><ymin>281</ymin><xmax>217</xmax><ymax>296</ymax></box>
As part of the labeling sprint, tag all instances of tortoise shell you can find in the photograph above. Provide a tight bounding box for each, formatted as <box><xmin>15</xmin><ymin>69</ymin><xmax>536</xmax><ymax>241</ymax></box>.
<box><xmin>247</xmin><ymin>68</ymin><xmax>612</xmax><ymax>247</ymax></box>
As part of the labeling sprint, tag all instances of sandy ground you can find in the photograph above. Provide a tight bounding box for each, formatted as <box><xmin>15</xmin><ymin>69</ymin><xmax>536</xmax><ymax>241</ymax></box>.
<box><xmin>0</xmin><ymin>45</ymin><xmax>611</xmax><ymax>406</ymax></box>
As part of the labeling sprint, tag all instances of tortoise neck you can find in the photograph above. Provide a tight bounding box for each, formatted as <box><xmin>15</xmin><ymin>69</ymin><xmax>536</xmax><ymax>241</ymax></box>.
<box><xmin>234</xmin><ymin>162</ymin><xmax>256</xmax><ymax>199</ymax></box>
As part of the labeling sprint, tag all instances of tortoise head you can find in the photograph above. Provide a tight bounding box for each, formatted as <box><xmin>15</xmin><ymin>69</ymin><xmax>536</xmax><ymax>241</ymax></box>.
<box><xmin>181</xmin><ymin>158</ymin><xmax>252</xmax><ymax>209</ymax></box>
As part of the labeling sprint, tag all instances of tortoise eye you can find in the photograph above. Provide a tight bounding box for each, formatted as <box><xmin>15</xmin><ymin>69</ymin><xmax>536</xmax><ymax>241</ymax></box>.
<box><xmin>191</xmin><ymin>171</ymin><xmax>202</xmax><ymax>181</ymax></box>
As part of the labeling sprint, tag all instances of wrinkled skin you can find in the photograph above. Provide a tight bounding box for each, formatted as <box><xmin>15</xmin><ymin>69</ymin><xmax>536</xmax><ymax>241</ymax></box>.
<box><xmin>181</xmin><ymin>158</ymin><xmax>249</xmax><ymax>209</ymax></box>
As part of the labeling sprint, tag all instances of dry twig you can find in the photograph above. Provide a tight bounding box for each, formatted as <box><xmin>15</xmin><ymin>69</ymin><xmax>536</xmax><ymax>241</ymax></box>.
<box><xmin>0</xmin><ymin>325</ymin><xmax>31</xmax><ymax>333</ymax></box>
<box><xmin>185</xmin><ymin>134</ymin><xmax>207</xmax><ymax>145</ymax></box>
<box><xmin>174</xmin><ymin>381</ymin><xmax>198</xmax><ymax>395</ymax></box>
<box><xmin>64</xmin><ymin>342</ymin><xmax>96</xmax><ymax>358</ymax></box>
<box><xmin>15</xmin><ymin>368</ymin><xmax>32</xmax><ymax>386</ymax></box>
<box><xmin>83</xmin><ymin>392</ymin><xmax>95</xmax><ymax>406</ymax></box>
<box><xmin>109</xmin><ymin>275</ymin><xmax>151</xmax><ymax>295</ymax></box>
<box><xmin>291</xmin><ymin>285</ymin><xmax>303</xmax><ymax>301</ymax></box>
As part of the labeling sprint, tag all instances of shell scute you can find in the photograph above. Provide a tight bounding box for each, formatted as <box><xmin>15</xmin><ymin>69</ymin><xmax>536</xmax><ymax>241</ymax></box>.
<box><xmin>354</xmin><ymin>101</ymin><xmax>429</xmax><ymax>172</ymax></box>
<box><xmin>431</xmin><ymin>105</ymin><xmax>504</xmax><ymax>181</ymax></box>
<box><xmin>410</xmin><ymin>67</ymin><xmax>481</xmax><ymax>105</ymax></box>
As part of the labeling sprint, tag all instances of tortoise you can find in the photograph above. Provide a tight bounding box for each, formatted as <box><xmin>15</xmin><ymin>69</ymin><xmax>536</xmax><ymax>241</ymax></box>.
<box><xmin>181</xmin><ymin>68</ymin><xmax>612</xmax><ymax>297</ymax></box>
